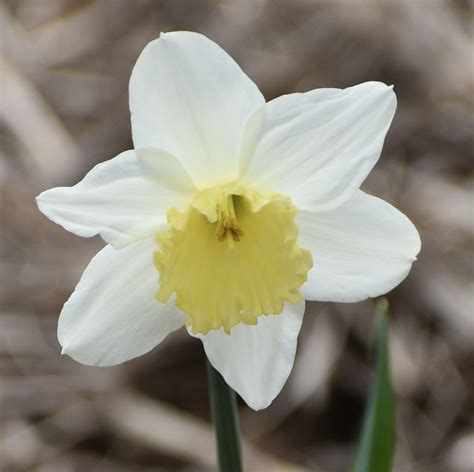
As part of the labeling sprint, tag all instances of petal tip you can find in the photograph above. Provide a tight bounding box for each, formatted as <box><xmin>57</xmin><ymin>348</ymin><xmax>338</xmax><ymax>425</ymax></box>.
<box><xmin>247</xmin><ymin>398</ymin><xmax>274</xmax><ymax>412</ymax></box>
<box><xmin>35</xmin><ymin>191</ymin><xmax>50</xmax><ymax>215</ymax></box>
<box><xmin>158</xmin><ymin>30</ymin><xmax>204</xmax><ymax>43</ymax></box>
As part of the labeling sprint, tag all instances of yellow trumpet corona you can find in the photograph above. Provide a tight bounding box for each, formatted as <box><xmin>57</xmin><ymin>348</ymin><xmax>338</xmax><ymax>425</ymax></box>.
<box><xmin>154</xmin><ymin>183</ymin><xmax>313</xmax><ymax>334</ymax></box>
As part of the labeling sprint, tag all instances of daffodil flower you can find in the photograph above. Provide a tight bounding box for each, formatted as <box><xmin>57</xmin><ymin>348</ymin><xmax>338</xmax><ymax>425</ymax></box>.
<box><xmin>36</xmin><ymin>32</ymin><xmax>420</xmax><ymax>410</ymax></box>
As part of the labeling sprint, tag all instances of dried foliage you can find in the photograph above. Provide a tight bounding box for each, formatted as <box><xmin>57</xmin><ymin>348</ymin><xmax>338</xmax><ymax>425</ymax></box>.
<box><xmin>0</xmin><ymin>1</ymin><xmax>473</xmax><ymax>471</ymax></box>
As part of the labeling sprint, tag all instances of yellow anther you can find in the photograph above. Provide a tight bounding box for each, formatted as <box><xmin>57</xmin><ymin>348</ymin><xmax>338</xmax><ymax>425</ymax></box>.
<box><xmin>215</xmin><ymin>195</ymin><xmax>244</xmax><ymax>244</ymax></box>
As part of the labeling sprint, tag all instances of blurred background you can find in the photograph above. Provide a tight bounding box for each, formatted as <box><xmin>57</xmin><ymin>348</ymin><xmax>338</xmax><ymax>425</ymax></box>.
<box><xmin>0</xmin><ymin>0</ymin><xmax>473</xmax><ymax>471</ymax></box>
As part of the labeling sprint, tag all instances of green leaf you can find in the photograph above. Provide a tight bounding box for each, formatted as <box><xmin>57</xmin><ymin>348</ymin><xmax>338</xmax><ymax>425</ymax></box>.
<box><xmin>353</xmin><ymin>298</ymin><xmax>396</xmax><ymax>472</ymax></box>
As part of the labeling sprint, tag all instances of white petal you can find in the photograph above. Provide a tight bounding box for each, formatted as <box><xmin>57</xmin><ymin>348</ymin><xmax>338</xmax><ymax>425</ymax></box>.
<box><xmin>298</xmin><ymin>191</ymin><xmax>421</xmax><ymax>302</ymax></box>
<box><xmin>241</xmin><ymin>82</ymin><xmax>396</xmax><ymax>211</ymax></box>
<box><xmin>36</xmin><ymin>149</ymin><xmax>196</xmax><ymax>248</ymax></box>
<box><xmin>59</xmin><ymin>238</ymin><xmax>185</xmax><ymax>366</ymax></box>
<box><xmin>194</xmin><ymin>301</ymin><xmax>305</xmax><ymax>411</ymax></box>
<box><xmin>130</xmin><ymin>31</ymin><xmax>265</xmax><ymax>188</ymax></box>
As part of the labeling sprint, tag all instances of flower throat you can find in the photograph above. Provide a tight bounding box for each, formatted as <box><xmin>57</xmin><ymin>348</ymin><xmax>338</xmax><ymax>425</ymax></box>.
<box><xmin>216</xmin><ymin>194</ymin><xmax>244</xmax><ymax>248</ymax></box>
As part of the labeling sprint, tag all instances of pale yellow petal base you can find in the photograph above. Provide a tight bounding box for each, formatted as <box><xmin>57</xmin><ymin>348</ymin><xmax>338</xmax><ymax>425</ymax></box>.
<box><xmin>154</xmin><ymin>183</ymin><xmax>313</xmax><ymax>335</ymax></box>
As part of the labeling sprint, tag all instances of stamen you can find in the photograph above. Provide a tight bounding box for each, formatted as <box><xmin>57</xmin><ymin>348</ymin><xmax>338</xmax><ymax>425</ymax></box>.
<box><xmin>215</xmin><ymin>194</ymin><xmax>244</xmax><ymax>246</ymax></box>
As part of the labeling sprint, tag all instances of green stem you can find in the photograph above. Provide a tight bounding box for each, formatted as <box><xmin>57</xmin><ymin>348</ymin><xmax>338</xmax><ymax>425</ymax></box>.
<box><xmin>206</xmin><ymin>359</ymin><xmax>242</xmax><ymax>472</ymax></box>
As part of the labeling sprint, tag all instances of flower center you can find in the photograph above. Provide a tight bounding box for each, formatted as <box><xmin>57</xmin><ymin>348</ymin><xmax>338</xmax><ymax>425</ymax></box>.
<box><xmin>154</xmin><ymin>183</ymin><xmax>313</xmax><ymax>335</ymax></box>
<box><xmin>215</xmin><ymin>194</ymin><xmax>244</xmax><ymax>247</ymax></box>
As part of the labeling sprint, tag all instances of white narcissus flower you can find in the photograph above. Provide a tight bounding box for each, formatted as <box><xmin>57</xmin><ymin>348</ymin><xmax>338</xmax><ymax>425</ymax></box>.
<box><xmin>36</xmin><ymin>32</ymin><xmax>421</xmax><ymax>410</ymax></box>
